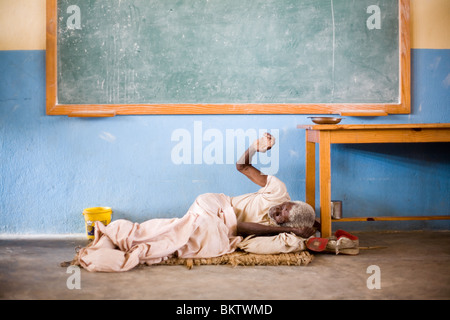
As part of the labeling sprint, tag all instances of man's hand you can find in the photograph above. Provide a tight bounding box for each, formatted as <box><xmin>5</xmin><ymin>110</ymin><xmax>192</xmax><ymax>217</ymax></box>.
<box><xmin>252</xmin><ymin>132</ymin><xmax>275</xmax><ymax>153</ymax></box>
<box><xmin>290</xmin><ymin>226</ymin><xmax>316</xmax><ymax>238</ymax></box>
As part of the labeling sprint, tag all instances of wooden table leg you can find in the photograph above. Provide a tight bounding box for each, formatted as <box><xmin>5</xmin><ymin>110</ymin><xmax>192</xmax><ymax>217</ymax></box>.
<box><xmin>305</xmin><ymin>131</ymin><xmax>315</xmax><ymax>210</ymax></box>
<box><xmin>319</xmin><ymin>131</ymin><xmax>332</xmax><ymax>238</ymax></box>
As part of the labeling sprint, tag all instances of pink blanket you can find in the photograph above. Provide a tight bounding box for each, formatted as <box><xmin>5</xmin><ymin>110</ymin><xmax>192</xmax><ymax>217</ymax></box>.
<box><xmin>78</xmin><ymin>193</ymin><xmax>242</xmax><ymax>272</ymax></box>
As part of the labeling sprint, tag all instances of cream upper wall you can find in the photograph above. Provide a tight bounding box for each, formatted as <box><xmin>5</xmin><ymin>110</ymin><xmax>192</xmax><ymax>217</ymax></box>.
<box><xmin>0</xmin><ymin>0</ymin><xmax>449</xmax><ymax>51</ymax></box>
<box><xmin>411</xmin><ymin>0</ymin><xmax>450</xmax><ymax>49</ymax></box>
<box><xmin>0</xmin><ymin>0</ymin><xmax>46</xmax><ymax>50</ymax></box>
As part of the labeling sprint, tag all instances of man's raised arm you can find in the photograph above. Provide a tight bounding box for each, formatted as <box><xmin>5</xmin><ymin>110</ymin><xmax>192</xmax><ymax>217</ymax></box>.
<box><xmin>236</xmin><ymin>133</ymin><xmax>275</xmax><ymax>187</ymax></box>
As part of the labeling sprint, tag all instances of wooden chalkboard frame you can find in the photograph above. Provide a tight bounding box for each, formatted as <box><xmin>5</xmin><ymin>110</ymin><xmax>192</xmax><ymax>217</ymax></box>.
<box><xmin>46</xmin><ymin>0</ymin><xmax>410</xmax><ymax>117</ymax></box>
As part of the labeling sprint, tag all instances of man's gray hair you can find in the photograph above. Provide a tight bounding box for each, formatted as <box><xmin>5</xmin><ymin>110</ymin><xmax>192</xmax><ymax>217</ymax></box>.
<box><xmin>282</xmin><ymin>201</ymin><xmax>315</xmax><ymax>228</ymax></box>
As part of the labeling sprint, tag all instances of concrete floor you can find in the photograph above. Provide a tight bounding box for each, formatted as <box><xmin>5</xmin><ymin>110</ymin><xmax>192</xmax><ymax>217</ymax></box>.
<box><xmin>0</xmin><ymin>231</ymin><xmax>449</xmax><ymax>300</ymax></box>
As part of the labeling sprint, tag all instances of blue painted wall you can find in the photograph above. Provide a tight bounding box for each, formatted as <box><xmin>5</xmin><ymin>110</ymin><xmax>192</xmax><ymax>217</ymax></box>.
<box><xmin>0</xmin><ymin>49</ymin><xmax>449</xmax><ymax>234</ymax></box>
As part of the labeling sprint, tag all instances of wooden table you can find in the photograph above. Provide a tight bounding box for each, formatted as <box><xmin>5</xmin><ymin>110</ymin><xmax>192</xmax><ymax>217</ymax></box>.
<box><xmin>297</xmin><ymin>123</ymin><xmax>450</xmax><ymax>238</ymax></box>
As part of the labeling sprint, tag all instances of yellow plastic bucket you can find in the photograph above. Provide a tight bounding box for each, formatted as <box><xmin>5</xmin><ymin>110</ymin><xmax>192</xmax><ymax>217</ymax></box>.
<box><xmin>82</xmin><ymin>207</ymin><xmax>112</xmax><ymax>239</ymax></box>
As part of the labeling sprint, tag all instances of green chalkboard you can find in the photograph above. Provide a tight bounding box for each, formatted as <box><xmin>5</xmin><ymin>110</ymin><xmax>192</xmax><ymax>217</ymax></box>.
<box><xmin>49</xmin><ymin>0</ymin><xmax>409</xmax><ymax>115</ymax></box>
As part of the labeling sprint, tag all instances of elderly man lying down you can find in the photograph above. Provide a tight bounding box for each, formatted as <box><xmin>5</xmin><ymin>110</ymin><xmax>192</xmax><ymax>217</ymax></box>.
<box><xmin>78</xmin><ymin>133</ymin><xmax>319</xmax><ymax>272</ymax></box>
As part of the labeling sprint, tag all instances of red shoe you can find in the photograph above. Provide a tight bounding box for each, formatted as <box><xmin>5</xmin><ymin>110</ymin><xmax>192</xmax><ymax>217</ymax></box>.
<box><xmin>327</xmin><ymin>230</ymin><xmax>359</xmax><ymax>255</ymax></box>
<box><xmin>306</xmin><ymin>237</ymin><xmax>329</xmax><ymax>252</ymax></box>
<box><xmin>335</xmin><ymin>229</ymin><xmax>359</xmax><ymax>241</ymax></box>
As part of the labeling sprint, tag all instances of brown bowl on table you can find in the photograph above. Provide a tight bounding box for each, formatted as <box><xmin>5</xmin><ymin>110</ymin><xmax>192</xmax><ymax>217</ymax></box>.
<box><xmin>308</xmin><ymin>117</ymin><xmax>343</xmax><ymax>125</ymax></box>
